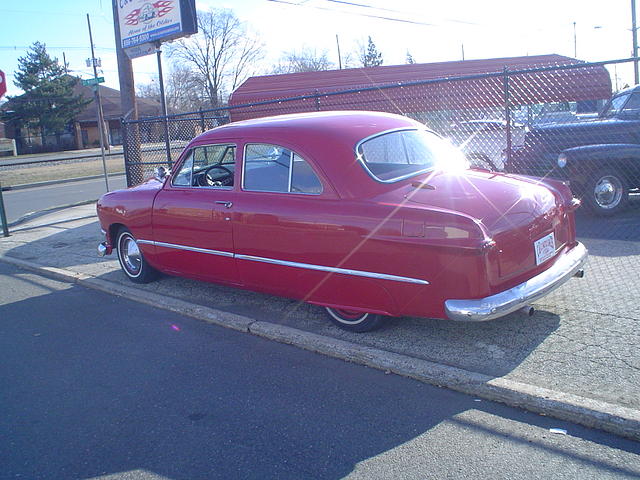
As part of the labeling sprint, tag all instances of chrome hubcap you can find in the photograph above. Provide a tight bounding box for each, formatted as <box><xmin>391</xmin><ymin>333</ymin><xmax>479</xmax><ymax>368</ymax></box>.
<box><xmin>326</xmin><ymin>307</ymin><xmax>368</xmax><ymax>325</ymax></box>
<box><xmin>594</xmin><ymin>175</ymin><xmax>623</xmax><ymax>209</ymax></box>
<box><xmin>121</xmin><ymin>235</ymin><xmax>141</xmax><ymax>275</ymax></box>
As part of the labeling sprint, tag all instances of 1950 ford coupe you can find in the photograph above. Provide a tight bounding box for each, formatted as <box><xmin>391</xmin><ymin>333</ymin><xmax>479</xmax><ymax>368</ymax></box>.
<box><xmin>97</xmin><ymin>111</ymin><xmax>587</xmax><ymax>332</ymax></box>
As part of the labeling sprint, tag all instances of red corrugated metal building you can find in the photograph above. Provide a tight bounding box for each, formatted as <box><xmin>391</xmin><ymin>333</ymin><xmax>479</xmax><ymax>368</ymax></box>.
<box><xmin>228</xmin><ymin>54</ymin><xmax>612</xmax><ymax>122</ymax></box>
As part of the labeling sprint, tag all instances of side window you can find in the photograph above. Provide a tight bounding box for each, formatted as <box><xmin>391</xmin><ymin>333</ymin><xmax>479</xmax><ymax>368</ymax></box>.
<box><xmin>172</xmin><ymin>144</ymin><xmax>236</xmax><ymax>188</ymax></box>
<box><xmin>291</xmin><ymin>153</ymin><xmax>323</xmax><ymax>194</ymax></box>
<box><xmin>172</xmin><ymin>151</ymin><xmax>194</xmax><ymax>186</ymax></box>
<box><xmin>622</xmin><ymin>93</ymin><xmax>640</xmax><ymax>115</ymax></box>
<box><xmin>243</xmin><ymin>144</ymin><xmax>323</xmax><ymax>194</ymax></box>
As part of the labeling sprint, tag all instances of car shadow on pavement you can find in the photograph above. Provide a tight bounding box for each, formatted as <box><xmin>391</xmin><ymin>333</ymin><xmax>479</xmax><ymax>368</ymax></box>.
<box><xmin>1</xmin><ymin>269</ymin><xmax>639</xmax><ymax>480</ymax></box>
<box><xmin>2</xmin><ymin>218</ymin><xmax>561</xmax><ymax>384</ymax></box>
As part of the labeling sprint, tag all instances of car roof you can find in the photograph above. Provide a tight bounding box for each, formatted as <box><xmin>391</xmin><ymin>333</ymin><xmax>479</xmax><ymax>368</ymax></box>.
<box><xmin>188</xmin><ymin>111</ymin><xmax>426</xmax><ymax>199</ymax></box>
<box><xmin>195</xmin><ymin>110</ymin><xmax>421</xmax><ymax>147</ymax></box>
<box><xmin>614</xmin><ymin>84</ymin><xmax>640</xmax><ymax>96</ymax></box>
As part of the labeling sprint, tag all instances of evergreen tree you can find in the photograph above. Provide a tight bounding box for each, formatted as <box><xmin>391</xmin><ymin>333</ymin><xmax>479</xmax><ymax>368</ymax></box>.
<box><xmin>362</xmin><ymin>36</ymin><xmax>383</xmax><ymax>67</ymax></box>
<box><xmin>406</xmin><ymin>51</ymin><xmax>416</xmax><ymax>64</ymax></box>
<box><xmin>2</xmin><ymin>42</ymin><xmax>89</xmax><ymax>134</ymax></box>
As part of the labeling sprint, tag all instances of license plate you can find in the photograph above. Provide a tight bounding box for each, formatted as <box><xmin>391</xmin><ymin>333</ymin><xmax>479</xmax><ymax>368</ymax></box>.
<box><xmin>534</xmin><ymin>232</ymin><xmax>556</xmax><ymax>265</ymax></box>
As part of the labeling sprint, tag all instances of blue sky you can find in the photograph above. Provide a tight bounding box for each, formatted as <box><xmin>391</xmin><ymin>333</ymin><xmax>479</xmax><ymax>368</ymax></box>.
<box><xmin>0</xmin><ymin>0</ymin><xmax>636</xmax><ymax>99</ymax></box>
<box><xmin>1</xmin><ymin>1</ymin><xmax>122</xmax><ymax>96</ymax></box>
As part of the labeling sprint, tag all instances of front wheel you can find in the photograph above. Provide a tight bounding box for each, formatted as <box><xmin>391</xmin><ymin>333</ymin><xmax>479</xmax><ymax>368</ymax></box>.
<box><xmin>582</xmin><ymin>169</ymin><xmax>629</xmax><ymax>216</ymax></box>
<box><xmin>325</xmin><ymin>307</ymin><xmax>385</xmax><ymax>332</ymax></box>
<box><xmin>116</xmin><ymin>228</ymin><xmax>159</xmax><ymax>283</ymax></box>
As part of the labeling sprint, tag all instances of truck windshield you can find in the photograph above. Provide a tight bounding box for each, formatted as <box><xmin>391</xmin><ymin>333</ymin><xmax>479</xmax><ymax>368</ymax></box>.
<box><xmin>601</xmin><ymin>93</ymin><xmax>630</xmax><ymax>118</ymax></box>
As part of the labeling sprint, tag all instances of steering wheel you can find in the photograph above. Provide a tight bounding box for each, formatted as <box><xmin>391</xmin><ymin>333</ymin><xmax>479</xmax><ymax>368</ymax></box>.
<box><xmin>199</xmin><ymin>164</ymin><xmax>233</xmax><ymax>187</ymax></box>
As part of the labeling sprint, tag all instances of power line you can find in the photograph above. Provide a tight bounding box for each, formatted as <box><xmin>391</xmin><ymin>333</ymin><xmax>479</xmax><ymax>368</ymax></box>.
<box><xmin>267</xmin><ymin>0</ymin><xmax>479</xmax><ymax>27</ymax></box>
<box><xmin>323</xmin><ymin>0</ymin><xmax>407</xmax><ymax>14</ymax></box>
<box><xmin>266</xmin><ymin>0</ymin><xmax>435</xmax><ymax>26</ymax></box>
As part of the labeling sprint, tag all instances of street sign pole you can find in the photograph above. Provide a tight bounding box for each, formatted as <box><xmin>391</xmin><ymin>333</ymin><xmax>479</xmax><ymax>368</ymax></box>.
<box><xmin>0</xmin><ymin>181</ymin><xmax>9</xmax><ymax>237</ymax></box>
<box><xmin>87</xmin><ymin>13</ymin><xmax>110</xmax><ymax>192</ymax></box>
<box><xmin>155</xmin><ymin>43</ymin><xmax>172</xmax><ymax>167</ymax></box>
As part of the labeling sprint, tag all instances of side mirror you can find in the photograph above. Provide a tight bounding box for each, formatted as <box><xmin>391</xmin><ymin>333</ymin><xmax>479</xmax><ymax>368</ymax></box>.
<box><xmin>153</xmin><ymin>166</ymin><xmax>169</xmax><ymax>182</ymax></box>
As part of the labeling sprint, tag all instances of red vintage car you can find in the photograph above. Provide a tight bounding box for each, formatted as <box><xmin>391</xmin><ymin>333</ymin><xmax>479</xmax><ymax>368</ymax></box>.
<box><xmin>97</xmin><ymin>111</ymin><xmax>587</xmax><ymax>332</ymax></box>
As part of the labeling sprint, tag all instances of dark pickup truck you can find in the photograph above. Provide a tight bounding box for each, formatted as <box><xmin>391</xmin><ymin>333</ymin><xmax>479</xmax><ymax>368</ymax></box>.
<box><xmin>507</xmin><ymin>85</ymin><xmax>640</xmax><ymax>215</ymax></box>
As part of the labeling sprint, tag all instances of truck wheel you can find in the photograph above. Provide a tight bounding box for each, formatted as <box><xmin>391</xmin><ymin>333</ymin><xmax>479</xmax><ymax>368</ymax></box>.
<box><xmin>582</xmin><ymin>169</ymin><xmax>629</xmax><ymax>216</ymax></box>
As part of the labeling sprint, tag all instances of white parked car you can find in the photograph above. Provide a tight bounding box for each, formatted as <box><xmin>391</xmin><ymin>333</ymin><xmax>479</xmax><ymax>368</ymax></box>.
<box><xmin>447</xmin><ymin>120</ymin><xmax>526</xmax><ymax>171</ymax></box>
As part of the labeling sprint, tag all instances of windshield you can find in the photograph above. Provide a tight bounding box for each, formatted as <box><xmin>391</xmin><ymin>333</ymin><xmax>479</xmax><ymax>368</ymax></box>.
<box><xmin>357</xmin><ymin>129</ymin><xmax>468</xmax><ymax>182</ymax></box>
<box><xmin>601</xmin><ymin>93</ymin><xmax>630</xmax><ymax>118</ymax></box>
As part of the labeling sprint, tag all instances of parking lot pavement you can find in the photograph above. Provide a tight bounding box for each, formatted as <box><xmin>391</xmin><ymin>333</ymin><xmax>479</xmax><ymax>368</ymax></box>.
<box><xmin>0</xmin><ymin>203</ymin><xmax>639</xmax><ymax>440</ymax></box>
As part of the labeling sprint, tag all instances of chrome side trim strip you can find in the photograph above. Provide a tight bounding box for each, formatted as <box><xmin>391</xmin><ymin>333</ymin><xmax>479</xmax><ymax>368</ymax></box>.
<box><xmin>236</xmin><ymin>254</ymin><xmax>429</xmax><ymax>285</ymax></box>
<box><xmin>137</xmin><ymin>239</ymin><xmax>234</xmax><ymax>258</ymax></box>
<box><xmin>137</xmin><ymin>239</ymin><xmax>430</xmax><ymax>285</ymax></box>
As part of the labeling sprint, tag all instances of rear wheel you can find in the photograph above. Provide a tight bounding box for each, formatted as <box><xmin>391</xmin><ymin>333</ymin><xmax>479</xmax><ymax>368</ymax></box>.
<box><xmin>325</xmin><ymin>307</ymin><xmax>385</xmax><ymax>332</ymax></box>
<box><xmin>116</xmin><ymin>228</ymin><xmax>159</xmax><ymax>283</ymax></box>
<box><xmin>582</xmin><ymin>169</ymin><xmax>629</xmax><ymax>216</ymax></box>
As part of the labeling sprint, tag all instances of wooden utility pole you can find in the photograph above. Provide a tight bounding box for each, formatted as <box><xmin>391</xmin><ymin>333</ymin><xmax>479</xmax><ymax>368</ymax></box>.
<box><xmin>112</xmin><ymin>0</ymin><xmax>142</xmax><ymax>185</ymax></box>
<box><xmin>112</xmin><ymin>1</ymin><xmax>137</xmax><ymax>121</ymax></box>
<box><xmin>87</xmin><ymin>14</ymin><xmax>109</xmax><ymax>192</ymax></box>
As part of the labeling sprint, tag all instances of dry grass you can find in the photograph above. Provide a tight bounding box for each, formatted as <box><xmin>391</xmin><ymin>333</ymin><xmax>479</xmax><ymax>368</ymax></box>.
<box><xmin>0</xmin><ymin>156</ymin><xmax>126</xmax><ymax>187</ymax></box>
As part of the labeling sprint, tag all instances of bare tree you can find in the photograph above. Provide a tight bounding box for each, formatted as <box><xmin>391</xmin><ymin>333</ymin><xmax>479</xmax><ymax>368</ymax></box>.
<box><xmin>136</xmin><ymin>81</ymin><xmax>159</xmax><ymax>100</ymax></box>
<box><xmin>136</xmin><ymin>64</ymin><xmax>208</xmax><ymax>113</ymax></box>
<box><xmin>167</xmin><ymin>8</ymin><xmax>264</xmax><ymax>108</ymax></box>
<box><xmin>271</xmin><ymin>48</ymin><xmax>334</xmax><ymax>74</ymax></box>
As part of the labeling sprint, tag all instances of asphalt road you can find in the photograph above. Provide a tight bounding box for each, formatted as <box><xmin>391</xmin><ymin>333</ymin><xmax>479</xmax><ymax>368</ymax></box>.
<box><xmin>1</xmin><ymin>262</ymin><xmax>639</xmax><ymax>480</ymax></box>
<box><xmin>2</xmin><ymin>175</ymin><xmax>127</xmax><ymax>224</ymax></box>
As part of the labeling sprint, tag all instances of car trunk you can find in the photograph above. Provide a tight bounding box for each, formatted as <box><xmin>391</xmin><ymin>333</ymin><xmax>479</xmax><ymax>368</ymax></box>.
<box><xmin>404</xmin><ymin>170</ymin><xmax>572</xmax><ymax>285</ymax></box>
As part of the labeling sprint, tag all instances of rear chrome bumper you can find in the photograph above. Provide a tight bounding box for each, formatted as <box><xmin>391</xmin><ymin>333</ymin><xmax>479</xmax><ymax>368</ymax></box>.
<box><xmin>444</xmin><ymin>242</ymin><xmax>588</xmax><ymax>322</ymax></box>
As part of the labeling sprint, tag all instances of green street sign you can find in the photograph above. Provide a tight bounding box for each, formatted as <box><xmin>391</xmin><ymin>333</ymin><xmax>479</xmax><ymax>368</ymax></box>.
<box><xmin>82</xmin><ymin>77</ymin><xmax>105</xmax><ymax>86</ymax></box>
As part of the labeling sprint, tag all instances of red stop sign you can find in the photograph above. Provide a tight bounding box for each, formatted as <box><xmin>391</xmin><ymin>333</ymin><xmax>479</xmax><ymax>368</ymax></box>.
<box><xmin>0</xmin><ymin>70</ymin><xmax>6</xmax><ymax>99</ymax></box>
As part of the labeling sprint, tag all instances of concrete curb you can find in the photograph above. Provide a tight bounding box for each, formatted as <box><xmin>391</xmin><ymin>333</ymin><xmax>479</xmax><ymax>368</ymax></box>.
<box><xmin>1</xmin><ymin>253</ymin><xmax>639</xmax><ymax>442</ymax></box>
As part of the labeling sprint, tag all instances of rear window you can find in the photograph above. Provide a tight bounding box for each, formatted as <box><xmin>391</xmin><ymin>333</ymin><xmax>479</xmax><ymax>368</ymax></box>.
<box><xmin>357</xmin><ymin>129</ymin><xmax>463</xmax><ymax>182</ymax></box>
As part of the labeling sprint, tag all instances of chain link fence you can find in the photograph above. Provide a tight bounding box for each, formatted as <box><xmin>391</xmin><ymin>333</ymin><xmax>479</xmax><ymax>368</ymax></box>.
<box><xmin>121</xmin><ymin>110</ymin><xmax>229</xmax><ymax>187</ymax></box>
<box><xmin>123</xmin><ymin>58</ymin><xmax>638</xmax><ymax>209</ymax></box>
<box><xmin>120</xmin><ymin>56</ymin><xmax>639</xmax><ymax>314</ymax></box>
<box><xmin>121</xmin><ymin>59</ymin><xmax>640</xmax><ymax>206</ymax></box>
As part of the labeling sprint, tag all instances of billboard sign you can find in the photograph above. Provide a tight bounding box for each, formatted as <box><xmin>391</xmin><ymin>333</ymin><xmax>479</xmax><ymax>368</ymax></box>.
<box><xmin>116</xmin><ymin>0</ymin><xmax>197</xmax><ymax>50</ymax></box>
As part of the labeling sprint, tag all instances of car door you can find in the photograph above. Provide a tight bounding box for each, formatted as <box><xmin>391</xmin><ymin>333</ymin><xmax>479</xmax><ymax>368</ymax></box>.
<box><xmin>151</xmin><ymin>143</ymin><xmax>240</xmax><ymax>285</ymax></box>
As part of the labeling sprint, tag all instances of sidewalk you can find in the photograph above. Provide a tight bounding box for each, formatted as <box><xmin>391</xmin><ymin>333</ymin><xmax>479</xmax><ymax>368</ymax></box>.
<box><xmin>1</xmin><ymin>204</ymin><xmax>639</xmax><ymax>441</ymax></box>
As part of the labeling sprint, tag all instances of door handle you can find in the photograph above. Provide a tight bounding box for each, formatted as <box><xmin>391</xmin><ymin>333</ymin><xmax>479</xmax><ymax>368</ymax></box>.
<box><xmin>215</xmin><ymin>201</ymin><xmax>233</xmax><ymax>209</ymax></box>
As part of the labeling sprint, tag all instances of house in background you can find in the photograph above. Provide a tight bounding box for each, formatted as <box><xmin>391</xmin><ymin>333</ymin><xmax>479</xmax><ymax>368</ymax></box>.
<box><xmin>72</xmin><ymin>82</ymin><xmax>164</xmax><ymax>149</ymax></box>
<box><xmin>2</xmin><ymin>78</ymin><xmax>164</xmax><ymax>154</ymax></box>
